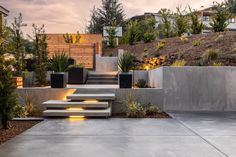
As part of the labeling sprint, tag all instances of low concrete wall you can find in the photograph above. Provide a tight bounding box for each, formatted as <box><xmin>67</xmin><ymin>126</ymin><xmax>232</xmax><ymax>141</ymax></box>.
<box><xmin>96</xmin><ymin>55</ymin><xmax>118</xmax><ymax>72</ymax></box>
<box><xmin>148</xmin><ymin>67</ymin><xmax>163</xmax><ymax>88</ymax></box>
<box><xmin>74</xmin><ymin>88</ymin><xmax>163</xmax><ymax>113</ymax></box>
<box><xmin>133</xmin><ymin>70</ymin><xmax>149</xmax><ymax>84</ymax></box>
<box><xmin>149</xmin><ymin>66</ymin><xmax>236</xmax><ymax>111</ymax></box>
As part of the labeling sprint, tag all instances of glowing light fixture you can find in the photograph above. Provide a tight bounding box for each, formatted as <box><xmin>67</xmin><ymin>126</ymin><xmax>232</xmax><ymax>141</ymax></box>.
<box><xmin>83</xmin><ymin>100</ymin><xmax>98</xmax><ymax>103</ymax></box>
<box><xmin>67</xmin><ymin>108</ymin><xmax>84</xmax><ymax>111</ymax></box>
<box><xmin>69</xmin><ymin>116</ymin><xmax>85</xmax><ymax>118</ymax></box>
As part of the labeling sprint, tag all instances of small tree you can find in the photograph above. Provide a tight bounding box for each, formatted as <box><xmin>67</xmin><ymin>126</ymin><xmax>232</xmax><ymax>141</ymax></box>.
<box><xmin>226</xmin><ymin>0</ymin><xmax>236</xmax><ymax>13</ymax></box>
<box><xmin>10</xmin><ymin>13</ymin><xmax>27</xmax><ymax>76</ymax></box>
<box><xmin>28</xmin><ymin>24</ymin><xmax>48</xmax><ymax>86</ymax></box>
<box><xmin>159</xmin><ymin>8</ymin><xmax>173</xmax><ymax>38</ymax></box>
<box><xmin>106</xmin><ymin>26</ymin><xmax>117</xmax><ymax>48</ymax></box>
<box><xmin>140</xmin><ymin>17</ymin><xmax>158</xmax><ymax>43</ymax></box>
<box><xmin>174</xmin><ymin>7</ymin><xmax>190</xmax><ymax>37</ymax></box>
<box><xmin>188</xmin><ymin>7</ymin><xmax>204</xmax><ymax>34</ymax></box>
<box><xmin>210</xmin><ymin>2</ymin><xmax>232</xmax><ymax>32</ymax></box>
<box><xmin>126</xmin><ymin>20</ymin><xmax>140</xmax><ymax>45</ymax></box>
<box><xmin>0</xmin><ymin>23</ymin><xmax>17</xmax><ymax>129</ymax></box>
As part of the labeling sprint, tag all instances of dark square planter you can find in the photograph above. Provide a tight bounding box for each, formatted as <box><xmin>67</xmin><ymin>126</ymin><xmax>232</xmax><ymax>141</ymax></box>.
<box><xmin>119</xmin><ymin>73</ymin><xmax>133</xmax><ymax>88</ymax></box>
<box><xmin>50</xmin><ymin>73</ymin><xmax>66</xmax><ymax>88</ymax></box>
<box><xmin>67</xmin><ymin>68</ymin><xmax>88</xmax><ymax>84</ymax></box>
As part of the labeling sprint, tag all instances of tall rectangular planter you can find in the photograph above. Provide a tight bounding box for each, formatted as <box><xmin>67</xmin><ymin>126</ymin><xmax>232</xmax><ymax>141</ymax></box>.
<box><xmin>51</xmin><ymin>73</ymin><xmax>66</xmax><ymax>88</ymax></box>
<box><xmin>67</xmin><ymin>68</ymin><xmax>88</xmax><ymax>84</ymax></box>
<box><xmin>119</xmin><ymin>73</ymin><xmax>133</xmax><ymax>88</ymax></box>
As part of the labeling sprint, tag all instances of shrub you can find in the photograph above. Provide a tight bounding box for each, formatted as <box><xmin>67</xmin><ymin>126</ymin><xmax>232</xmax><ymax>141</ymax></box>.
<box><xmin>215</xmin><ymin>34</ymin><xmax>224</xmax><ymax>42</ymax></box>
<box><xmin>145</xmin><ymin>104</ymin><xmax>160</xmax><ymax>116</ymax></box>
<box><xmin>180</xmin><ymin>35</ymin><xmax>189</xmax><ymax>43</ymax></box>
<box><xmin>156</xmin><ymin>40</ymin><xmax>165</xmax><ymax>50</ymax></box>
<box><xmin>118</xmin><ymin>52</ymin><xmax>134</xmax><ymax>72</ymax></box>
<box><xmin>202</xmin><ymin>49</ymin><xmax>219</xmax><ymax>62</ymax></box>
<box><xmin>188</xmin><ymin>6</ymin><xmax>204</xmax><ymax>34</ymax></box>
<box><xmin>135</xmin><ymin>79</ymin><xmax>148</xmax><ymax>88</ymax></box>
<box><xmin>159</xmin><ymin>8</ymin><xmax>174</xmax><ymax>38</ymax></box>
<box><xmin>171</xmin><ymin>59</ymin><xmax>186</xmax><ymax>66</ymax></box>
<box><xmin>212</xmin><ymin>62</ymin><xmax>224</xmax><ymax>66</ymax></box>
<box><xmin>192</xmin><ymin>39</ymin><xmax>201</xmax><ymax>46</ymax></box>
<box><xmin>49</xmin><ymin>52</ymin><xmax>70</xmax><ymax>72</ymax></box>
<box><xmin>174</xmin><ymin>7</ymin><xmax>190</xmax><ymax>37</ymax></box>
<box><xmin>14</xmin><ymin>104</ymin><xmax>27</xmax><ymax>118</ymax></box>
<box><xmin>143</xmin><ymin>32</ymin><xmax>157</xmax><ymax>43</ymax></box>
<box><xmin>68</xmin><ymin>63</ymin><xmax>84</xmax><ymax>69</ymax></box>
<box><xmin>126</xmin><ymin>20</ymin><xmax>140</xmax><ymax>45</ymax></box>
<box><xmin>124</xmin><ymin>93</ymin><xmax>146</xmax><ymax>118</ymax></box>
<box><xmin>143</xmin><ymin>47</ymin><xmax>148</xmax><ymax>52</ymax></box>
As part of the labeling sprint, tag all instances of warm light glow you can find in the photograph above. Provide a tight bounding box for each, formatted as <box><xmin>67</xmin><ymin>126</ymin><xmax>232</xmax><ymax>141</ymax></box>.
<box><xmin>145</xmin><ymin>65</ymin><xmax>150</xmax><ymax>71</ymax></box>
<box><xmin>69</xmin><ymin>116</ymin><xmax>85</xmax><ymax>118</ymax></box>
<box><xmin>67</xmin><ymin>108</ymin><xmax>84</xmax><ymax>111</ymax></box>
<box><xmin>83</xmin><ymin>100</ymin><xmax>98</xmax><ymax>103</ymax></box>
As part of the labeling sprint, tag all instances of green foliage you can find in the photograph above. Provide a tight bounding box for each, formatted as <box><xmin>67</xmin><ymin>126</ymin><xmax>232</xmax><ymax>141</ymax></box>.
<box><xmin>143</xmin><ymin>47</ymin><xmax>148</xmax><ymax>52</ymax></box>
<box><xmin>63</xmin><ymin>32</ymin><xmax>81</xmax><ymax>44</ymax></box>
<box><xmin>118</xmin><ymin>52</ymin><xmax>134</xmax><ymax>72</ymax></box>
<box><xmin>106</xmin><ymin>23</ymin><xmax>117</xmax><ymax>48</ymax></box>
<box><xmin>202</xmin><ymin>49</ymin><xmax>219</xmax><ymax>62</ymax></box>
<box><xmin>28</xmin><ymin>24</ymin><xmax>48</xmax><ymax>87</ymax></box>
<box><xmin>126</xmin><ymin>20</ymin><xmax>140</xmax><ymax>45</ymax></box>
<box><xmin>174</xmin><ymin>7</ymin><xmax>190</xmax><ymax>37</ymax></box>
<box><xmin>215</xmin><ymin>34</ymin><xmax>224</xmax><ymax>42</ymax></box>
<box><xmin>188</xmin><ymin>6</ymin><xmax>204</xmax><ymax>34</ymax></box>
<box><xmin>13</xmin><ymin>104</ymin><xmax>27</xmax><ymax>118</ymax></box>
<box><xmin>124</xmin><ymin>94</ymin><xmax>160</xmax><ymax>118</ymax></box>
<box><xmin>171</xmin><ymin>59</ymin><xmax>186</xmax><ymax>66</ymax></box>
<box><xmin>210</xmin><ymin>2</ymin><xmax>232</xmax><ymax>32</ymax></box>
<box><xmin>145</xmin><ymin>104</ymin><xmax>160</xmax><ymax>116</ymax></box>
<box><xmin>212</xmin><ymin>62</ymin><xmax>224</xmax><ymax>66</ymax></box>
<box><xmin>87</xmin><ymin>0</ymin><xmax>125</xmax><ymax>33</ymax></box>
<box><xmin>159</xmin><ymin>8</ymin><xmax>174</xmax><ymax>38</ymax></box>
<box><xmin>225</xmin><ymin>0</ymin><xmax>236</xmax><ymax>14</ymax></box>
<box><xmin>156</xmin><ymin>40</ymin><xmax>165</xmax><ymax>50</ymax></box>
<box><xmin>140</xmin><ymin>17</ymin><xmax>158</xmax><ymax>43</ymax></box>
<box><xmin>68</xmin><ymin>63</ymin><xmax>84</xmax><ymax>69</ymax></box>
<box><xmin>10</xmin><ymin>13</ymin><xmax>27</xmax><ymax>76</ymax></box>
<box><xmin>180</xmin><ymin>35</ymin><xmax>189</xmax><ymax>43</ymax></box>
<box><xmin>192</xmin><ymin>39</ymin><xmax>201</xmax><ymax>46</ymax></box>
<box><xmin>135</xmin><ymin>79</ymin><xmax>148</xmax><ymax>88</ymax></box>
<box><xmin>124</xmin><ymin>93</ymin><xmax>146</xmax><ymax>118</ymax></box>
<box><xmin>0</xmin><ymin>24</ymin><xmax>18</xmax><ymax>129</ymax></box>
<box><xmin>49</xmin><ymin>52</ymin><xmax>70</xmax><ymax>72</ymax></box>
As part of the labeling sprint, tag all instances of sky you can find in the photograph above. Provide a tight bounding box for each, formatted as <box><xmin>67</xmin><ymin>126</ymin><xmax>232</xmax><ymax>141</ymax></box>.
<box><xmin>0</xmin><ymin>0</ymin><xmax>224</xmax><ymax>36</ymax></box>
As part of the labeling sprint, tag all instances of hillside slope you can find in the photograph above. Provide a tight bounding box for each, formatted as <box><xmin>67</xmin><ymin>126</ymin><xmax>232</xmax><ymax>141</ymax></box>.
<box><xmin>103</xmin><ymin>32</ymin><xmax>236</xmax><ymax>66</ymax></box>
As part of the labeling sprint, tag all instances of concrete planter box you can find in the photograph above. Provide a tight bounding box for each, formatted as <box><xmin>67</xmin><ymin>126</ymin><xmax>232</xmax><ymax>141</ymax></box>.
<box><xmin>50</xmin><ymin>72</ymin><xmax>66</xmax><ymax>88</ymax></box>
<box><xmin>119</xmin><ymin>73</ymin><xmax>132</xmax><ymax>88</ymax></box>
<box><xmin>67</xmin><ymin>68</ymin><xmax>88</xmax><ymax>84</ymax></box>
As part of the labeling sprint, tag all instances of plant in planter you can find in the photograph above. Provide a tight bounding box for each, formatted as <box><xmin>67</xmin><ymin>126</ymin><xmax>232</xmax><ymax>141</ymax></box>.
<box><xmin>118</xmin><ymin>52</ymin><xmax>134</xmax><ymax>88</ymax></box>
<box><xmin>49</xmin><ymin>52</ymin><xmax>69</xmax><ymax>88</ymax></box>
<box><xmin>67</xmin><ymin>64</ymin><xmax>88</xmax><ymax>84</ymax></box>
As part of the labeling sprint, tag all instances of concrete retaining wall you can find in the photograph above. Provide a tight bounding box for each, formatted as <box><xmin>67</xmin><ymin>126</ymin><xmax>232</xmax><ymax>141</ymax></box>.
<box><xmin>149</xmin><ymin>66</ymin><xmax>236</xmax><ymax>111</ymax></box>
<box><xmin>95</xmin><ymin>55</ymin><xmax>118</xmax><ymax>72</ymax></box>
<box><xmin>133</xmin><ymin>70</ymin><xmax>149</xmax><ymax>84</ymax></box>
<box><xmin>15</xmin><ymin>88</ymin><xmax>163</xmax><ymax>114</ymax></box>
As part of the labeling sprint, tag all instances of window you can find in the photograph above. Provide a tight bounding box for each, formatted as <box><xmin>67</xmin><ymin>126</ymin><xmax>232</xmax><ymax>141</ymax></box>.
<box><xmin>229</xmin><ymin>18</ymin><xmax>235</xmax><ymax>23</ymax></box>
<box><xmin>202</xmin><ymin>16</ymin><xmax>210</xmax><ymax>22</ymax></box>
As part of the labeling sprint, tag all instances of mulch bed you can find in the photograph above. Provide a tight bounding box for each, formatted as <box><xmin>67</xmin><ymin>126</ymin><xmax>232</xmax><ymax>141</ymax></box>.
<box><xmin>0</xmin><ymin>121</ymin><xmax>41</xmax><ymax>145</ymax></box>
<box><xmin>113</xmin><ymin>112</ymin><xmax>171</xmax><ymax>118</ymax></box>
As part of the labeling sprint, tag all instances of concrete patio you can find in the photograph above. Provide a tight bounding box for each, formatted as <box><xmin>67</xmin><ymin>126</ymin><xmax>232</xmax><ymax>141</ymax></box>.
<box><xmin>0</xmin><ymin>112</ymin><xmax>236</xmax><ymax>157</ymax></box>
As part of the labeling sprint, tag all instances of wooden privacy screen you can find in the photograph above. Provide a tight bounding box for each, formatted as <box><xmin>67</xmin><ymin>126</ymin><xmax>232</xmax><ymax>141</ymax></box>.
<box><xmin>45</xmin><ymin>34</ymin><xmax>102</xmax><ymax>69</ymax></box>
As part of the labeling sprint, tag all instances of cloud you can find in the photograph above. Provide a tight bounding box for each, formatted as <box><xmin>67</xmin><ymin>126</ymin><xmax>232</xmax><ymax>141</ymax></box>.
<box><xmin>1</xmin><ymin>0</ymin><xmax>224</xmax><ymax>36</ymax></box>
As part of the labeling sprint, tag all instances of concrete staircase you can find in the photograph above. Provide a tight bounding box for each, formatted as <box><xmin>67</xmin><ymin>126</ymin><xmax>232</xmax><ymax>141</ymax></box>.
<box><xmin>43</xmin><ymin>93</ymin><xmax>115</xmax><ymax>118</ymax></box>
<box><xmin>86</xmin><ymin>71</ymin><xmax>118</xmax><ymax>85</ymax></box>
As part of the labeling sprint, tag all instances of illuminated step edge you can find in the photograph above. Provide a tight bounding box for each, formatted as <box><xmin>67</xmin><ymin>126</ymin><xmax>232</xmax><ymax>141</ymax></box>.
<box><xmin>43</xmin><ymin>107</ymin><xmax>111</xmax><ymax>117</ymax></box>
<box><xmin>67</xmin><ymin>93</ymin><xmax>116</xmax><ymax>101</ymax></box>
<box><xmin>42</xmin><ymin>100</ymin><xmax>109</xmax><ymax>109</ymax></box>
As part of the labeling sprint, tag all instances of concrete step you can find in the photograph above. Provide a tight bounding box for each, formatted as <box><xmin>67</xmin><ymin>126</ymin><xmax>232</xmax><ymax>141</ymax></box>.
<box><xmin>87</xmin><ymin>76</ymin><xmax>118</xmax><ymax>80</ymax></box>
<box><xmin>88</xmin><ymin>71</ymin><xmax>118</xmax><ymax>75</ymax></box>
<box><xmin>43</xmin><ymin>107</ymin><xmax>111</xmax><ymax>117</ymax></box>
<box><xmin>67</xmin><ymin>93</ymin><xmax>116</xmax><ymax>101</ymax></box>
<box><xmin>43</xmin><ymin>100</ymin><xmax>109</xmax><ymax>109</ymax></box>
<box><xmin>86</xmin><ymin>80</ymin><xmax>118</xmax><ymax>84</ymax></box>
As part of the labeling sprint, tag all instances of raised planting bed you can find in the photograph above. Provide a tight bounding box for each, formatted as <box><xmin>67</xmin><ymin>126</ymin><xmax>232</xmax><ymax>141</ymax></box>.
<box><xmin>0</xmin><ymin>121</ymin><xmax>41</xmax><ymax>145</ymax></box>
<box><xmin>113</xmin><ymin>112</ymin><xmax>171</xmax><ymax>119</ymax></box>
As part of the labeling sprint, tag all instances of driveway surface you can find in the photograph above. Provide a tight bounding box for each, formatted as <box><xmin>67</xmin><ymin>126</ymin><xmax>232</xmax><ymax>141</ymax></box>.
<box><xmin>0</xmin><ymin>112</ymin><xmax>236</xmax><ymax>157</ymax></box>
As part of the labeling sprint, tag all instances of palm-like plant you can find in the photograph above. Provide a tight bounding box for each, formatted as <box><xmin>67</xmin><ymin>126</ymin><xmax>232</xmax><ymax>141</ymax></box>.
<box><xmin>118</xmin><ymin>52</ymin><xmax>134</xmax><ymax>73</ymax></box>
<box><xmin>49</xmin><ymin>52</ymin><xmax>70</xmax><ymax>72</ymax></box>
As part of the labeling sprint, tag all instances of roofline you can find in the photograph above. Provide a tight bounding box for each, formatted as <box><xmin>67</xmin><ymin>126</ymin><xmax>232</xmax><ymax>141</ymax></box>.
<box><xmin>0</xmin><ymin>5</ymin><xmax>9</xmax><ymax>16</ymax></box>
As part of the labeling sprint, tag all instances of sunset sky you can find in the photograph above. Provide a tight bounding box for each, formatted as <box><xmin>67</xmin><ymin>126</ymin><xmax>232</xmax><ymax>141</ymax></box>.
<box><xmin>1</xmin><ymin>0</ymin><xmax>224</xmax><ymax>35</ymax></box>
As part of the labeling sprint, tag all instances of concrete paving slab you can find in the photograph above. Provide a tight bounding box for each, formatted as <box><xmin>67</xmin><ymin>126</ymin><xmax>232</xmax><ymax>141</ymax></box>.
<box><xmin>0</xmin><ymin>136</ymin><xmax>224</xmax><ymax>157</ymax></box>
<box><xmin>170</xmin><ymin>112</ymin><xmax>236</xmax><ymax>136</ymax></box>
<box><xmin>21</xmin><ymin>118</ymin><xmax>194</xmax><ymax>136</ymax></box>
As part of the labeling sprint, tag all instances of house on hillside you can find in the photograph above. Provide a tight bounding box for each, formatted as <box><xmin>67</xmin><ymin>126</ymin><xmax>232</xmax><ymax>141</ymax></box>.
<box><xmin>195</xmin><ymin>6</ymin><xmax>236</xmax><ymax>33</ymax></box>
